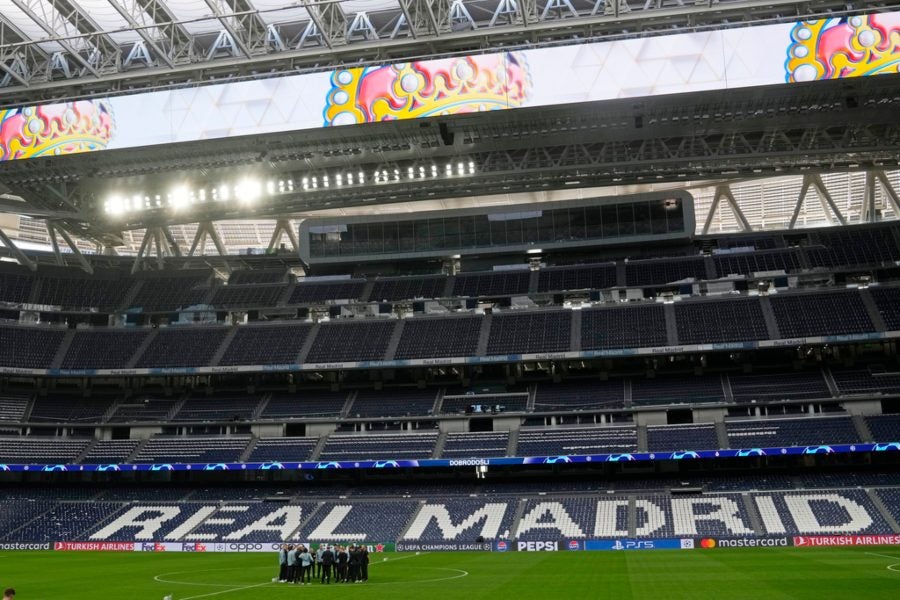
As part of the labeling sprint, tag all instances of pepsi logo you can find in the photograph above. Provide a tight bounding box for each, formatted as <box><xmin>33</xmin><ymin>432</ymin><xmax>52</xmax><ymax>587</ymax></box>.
<box><xmin>567</xmin><ymin>540</ymin><xmax>579</xmax><ymax>550</ymax></box>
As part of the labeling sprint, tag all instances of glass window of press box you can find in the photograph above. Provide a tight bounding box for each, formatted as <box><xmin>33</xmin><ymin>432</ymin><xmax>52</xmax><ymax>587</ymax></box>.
<box><xmin>308</xmin><ymin>198</ymin><xmax>685</xmax><ymax>258</ymax></box>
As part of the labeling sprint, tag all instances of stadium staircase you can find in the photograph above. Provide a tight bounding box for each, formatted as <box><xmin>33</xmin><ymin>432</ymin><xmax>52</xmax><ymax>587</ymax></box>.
<box><xmin>636</xmin><ymin>425</ymin><xmax>648</xmax><ymax>452</ymax></box>
<box><xmin>125</xmin><ymin>439</ymin><xmax>150</xmax><ymax>463</ymax></box>
<box><xmin>867</xmin><ymin>489</ymin><xmax>900</xmax><ymax>533</ymax></box>
<box><xmin>238</xmin><ymin>436</ymin><xmax>258</xmax><ymax>463</ymax></box>
<box><xmin>384</xmin><ymin>320</ymin><xmax>405</xmax><ymax>361</ymax></box>
<box><xmin>277</xmin><ymin>283</ymin><xmax>295</xmax><ymax>307</ymax></box>
<box><xmin>525</xmin><ymin>386</ymin><xmax>536</xmax><ymax>412</ymax></box>
<box><xmin>431</xmin><ymin>389</ymin><xmax>444</xmax><ymax>415</ymax></box>
<box><xmin>623</xmin><ymin>379</ymin><xmax>632</xmax><ymax>408</ymax></box>
<box><xmin>3</xmin><ymin>504</ymin><xmax>65</xmax><ymax>541</ymax></box>
<box><xmin>508</xmin><ymin>498</ymin><xmax>529</xmax><ymax>540</ymax></box>
<box><xmin>75</xmin><ymin>439</ymin><xmax>99</xmax><ymax>464</ymax></box>
<box><xmin>209</xmin><ymin>327</ymin><xmax>240</xmax><ymax>366</ymax></box>
<box><xmin>21</xmin><ymin>396</ymin><xmax>36</xmax><ymax>422</ymax></box>
<box><xmin>295</xmin><ymin>323</ymin><xmax>320</xmax><ymax>364</ymax></box>
<box><xmin>852</xmin><ymin>415</ymin><xmax>875</xmax><ymax>443</ymax></box>
<box><xmin>664</xmin><ymin>304</ymin><xmax>678</xmax><ymax>346</ymax></box>
<box><xmin>627</xmin><ymin>498</ymin><xmax>637</xmax><ymax>537</ymax></box>
<box><xmin>49</xmin><ymin>330</ymin><xmax>76</xmax><ymax>369</ymax></box>
<box><xmin>340</xmin><ymin>392</ymin><xmax>356</xmax><ymax>419</ymax></box>
<box><xmin>506</xmin><ymin>429</ymin><xmax>519</xmax><ymax>457</ymax></box>
<box><xmin>126</xmin><ymin>329</ymin><xmax>159</xmax><ymax>368</ymax></box>
<box><xmin>715</xmin><ymin>421</ymin><xmax>729</xmax><ymax>449</ymax></box>
<box><xmin>309</xmin><ymin>435</ymin><xmax>329</xmax><ymax>461</ymax></box>
<box><xmin>252</xmin><ymin>394</ymin><xmax>271</xmax><ymax>420</ymax></box>
<box><xmin>758</xmin><ymin>297</ymin><xmax>782</xmax><ymax>340</ymax></box>
<box><xmin>821</xmin><ymin>367</ymin><xmax>840</xmax><ymax>397</ymax></box>
<box><xmin>570</xmin><ymin>310</ymin><xmax>582</xmax><ymax>352</ymax></box>
<box><xmin>167</xmin><ymin>395</ymin><xmax>188</xmax><ymax>420</ymax></box>
<box><xmin>101</xmin><ymin>402</ymin><xmax>120</xmax><ymax>423</ymax></box>
<box><xmin>476</xmin><ymin>313</ymin><xmax>492</xmax><ymax>356</ymax></box>
<box><xmin>119</xmin><ymin>281</ymin><xmax>142</xmax><ymax>310</ymax></box>
<box><xmin>741</xmin><ymin>492</ymin><xmax>767</xmax><ymax>535</ymax></box>
<box><xmin>431</xmin><ymin>432</ymin><xmax>447</xmax><ymax>458</ymax></box>
<box><xmin>721</xmin><ymin>374</ymin><xmax>734</xmax><ymax>403</ymax></box>
<box><xmin>860</xmin><ymin>289</ymin><xmax>888</xmax><ymax>332</ymax></box>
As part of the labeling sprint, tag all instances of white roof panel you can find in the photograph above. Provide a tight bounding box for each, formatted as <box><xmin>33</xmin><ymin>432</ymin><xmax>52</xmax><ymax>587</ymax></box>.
<box><xmin>249</xmin><ymin>0</ymin><xmax>309</xmax><ymax>25</ymax></box>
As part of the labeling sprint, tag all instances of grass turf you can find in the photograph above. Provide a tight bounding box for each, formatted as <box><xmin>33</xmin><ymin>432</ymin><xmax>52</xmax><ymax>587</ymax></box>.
<box><xmin>1</xmin><ymin>547</ymin><xmax>899</xmax><ymax>599</ymax></box>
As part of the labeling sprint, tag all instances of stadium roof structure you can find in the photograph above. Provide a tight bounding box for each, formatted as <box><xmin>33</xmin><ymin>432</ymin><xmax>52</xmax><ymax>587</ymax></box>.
<box><xmin>0</xmin><ymin>1</ymin><xmax>899</xmax><ymax>264</ymax></box>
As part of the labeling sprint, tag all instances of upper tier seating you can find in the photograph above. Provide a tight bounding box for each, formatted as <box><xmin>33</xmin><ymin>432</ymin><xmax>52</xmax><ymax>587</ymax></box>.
<box><xmin>172</xmin><ymin>394</ymin><xmax>259</xmax><ymax>422</ymax></box>
<box><xmin>440</xmin><ymin>393</ymin><xmax>529</xmax><ymax>414</ymax></box>
<box><xmin>532</xmin><ymin>380</ymin><xmax>625</xmax><ymax>411</ymax></box>
<box><xmin>131</xmin><ymin>436</ymin><xmax>251</xmax><ymax>463</ymax></box>
<box><xmin>581</xmin><ymin>304</ymin><xmax>667</xmax><ymax>350</ymax></box>
<box><xmin>29</xmin><ymin>396</ymin><xmax>115</xmax><ymax>423</ymax></box>
<box><xmin>261</xmin><ymin>391</ymin><xmax>348</xmax><ymax>419</ymax></box>
<box><xmin>726</xmin><ymin>416</ymin><xmax>860</xmax><ymax>448</ymax></box>
<box><xmin>106</xmin><ymin>397</ymin><xmax>178</xmax><ymax>423</ymax></box>
<box><xmin>218</xmin><ymin>324</ymin><xmax>312</xmax><ymax>366</ymax></box>
<box><xmin>865</xmin><ymin>414</ymin><xmax>900</xmax><ymax>442</ymax></box>
<box><xmin>486</xmin><ymin>311</ymin><xmax>571</xmax><ymax>355</ymax></box>
<box><xmin>289</xmin><ymin>280</ymin><xmax>366</xmax><ymax>304</ymax></box>
<box><xmin>81</xmin><ymin>440</ymin><xmax>140</xmax><ymax>464</ymax></box>
<box><xmin>305</xmin><ymin>320</ymin><xmax>396</xmax><ymax>363</ymax></box>
<box><xmin>754</xmin><ymin>490</ymin><xmax>892</xmax><ymax>534</ymax></box>
<box><xmin>729</xmin><ymin>370</ymin><xmax>832</xmax><ymax>403</ymax></box>
<box><xmin>61</xmin><ymin>329</ymin><xmax>150</xmax><ymax>369</ymax></box>
<box><xmin>0</xmin><ymin>270</ymin><xmax>34</xmax><ymax>304</ymax></box>
<box><xmin>805</xmin><ymin>227</ymin><xmax>900</xmax><ymax>268</ymax></box>
<box><xmin>515</xmin><ymin>426</ymin><xmax>637</xmax><ymax>456</ymax></box>
<box><xmin>348</xmin><ymin>388</ymin><xmax>438</xmax><ymax>418</ymax></box>
<box><xmin>403</xmin><ymin>499</ymin><xmax>517</xmax><ymax>541</ymax></box>
<box><xmin>631</xmin><ymin>374</ymin><xmax>725</xmax><ymax>406</ymax></box>
<box><xmin>831</xmin><ymin>368</ymin><xmax>900</xmax><ymax>396</ymax></box>
<box><xmin>394</xmin><ymin>316</ymin><xmax>481</xmax><ymax>359</ymax></box>
<box><xmin>441</xmin><ymin>432</ymin><xmax>510</xmax><ymax>458</ymax></box>
<box><xmin>228</xmin><ymin>269</ymin><xmax>287</xmax><ymax>285</ymax></box>
<box><xmin>209</xmin><ymin>285</ymin><xmax>286</xmax><ymax>309</ymax></box>
<box><xmin>317</xmin><ymin>432</ymin><xmax>439</xmax><ymax>461</ymax></box>
<box><xmin>247</xmin><ymin>437</ymin><xmax>318</xmax><ymax>462</ymax></box>
<box><xmin>34</xmin><ymin>274</ymin><xmax>132</xmax><ymax>310</ymax></box>
<box><xmin>0</xmin><ymin>327</ymin><xmax>66</xmax><ymax>369</ymax></box>
<box><xmin>868</xmin><ymin>287</ymin><xmax>900</xmax><ymax>330</ymax></box>
<box><xmin>675</xmin><ymin>298</ymin><xmax>769</xmax><ymax>344</ymax></box>
<box><xmin>646</xmin><ymin>424</ymin><xmax>719</xmax><ymax>451</ymax></box>
<box><xmin>300</xmin><ymin>501</ymin><xmax>420</xmax><ymax>542</ymax></box>
<box><xmin>0</xmin><ymin>394</ymin><xmax>29</xmax><ymax>422</ymax></box>
<box><xmin>0</xmin><ymin>436</ymin><xmax>89</xmax><ymax>463</ymax></box>
<box><xmin>770</xmin><ymin>291</ymin><xmax>874</xmax><ymax>338</ymax></box>
<box><xmin>713</xmin><ymin>249</ymin><xmax>801</xmax><ymax>277</ymax></box>
<box><xmin>10</xmin><ymin>502</ymin><xmax>128</xmax><ymax>543</ymax></box>
<box><xmin>453</xmin><ymin>271</ymin><xmax>530</xmax><ymax>297</ymax></box>
<box><xmin>538</xmin><ymin>264</ymin><xmax>617</xmax><ymax>292</ymax></box>
<box><xmin>625</xmin><ymin>257</ymin><xmax>706</xmax><ymax>287</ymax></box>
<box><xmin>128</xmin><ymin>273</ymin><xmax>211</xmax><ymax>311</ymax></box>
<box><xmin>369</xmin><ymin>277</ymin><xmax>446</xmax><ymax>302</ymax></box>
<box><xmin>136</xmin><ymin>327</ymin><xmax>230</xmax><ymax>368</ymax></box>
<box><xmin>516</xmin><ymin>497</ymin><xmax>597</xmax><ymax>540</ymax></box>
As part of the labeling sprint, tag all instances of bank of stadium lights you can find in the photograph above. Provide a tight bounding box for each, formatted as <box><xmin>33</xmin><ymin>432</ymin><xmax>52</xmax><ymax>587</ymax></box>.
<box><xmin>102</xmin><ymin>161</ymin><xmax>477</xmax><ymax>216</ymax></box>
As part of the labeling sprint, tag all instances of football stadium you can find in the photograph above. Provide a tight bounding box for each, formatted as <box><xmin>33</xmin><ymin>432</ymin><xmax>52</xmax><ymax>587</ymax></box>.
<box><xmin>1</xmin><ymin>1</ymin><xmax>900</xmax><ymax>598</ymax></box>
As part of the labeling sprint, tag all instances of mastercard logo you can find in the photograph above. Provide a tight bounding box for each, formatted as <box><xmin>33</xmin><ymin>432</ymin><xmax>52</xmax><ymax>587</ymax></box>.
<box><xmin>700</xmin><ymin>538</ymin><xmax>717</xmax><ymax>549</ymax></box>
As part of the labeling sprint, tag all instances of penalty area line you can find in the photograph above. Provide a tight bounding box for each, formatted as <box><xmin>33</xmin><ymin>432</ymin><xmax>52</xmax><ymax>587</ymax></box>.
<box><xmin>178</xmin><ymin>581</ymin><xmax>272</xmax><ymax>600</ymax></box>
<box><xmin>865</xmin><ymin>552</ymin><xmax>900</xmax><ymax>561</ymax></box>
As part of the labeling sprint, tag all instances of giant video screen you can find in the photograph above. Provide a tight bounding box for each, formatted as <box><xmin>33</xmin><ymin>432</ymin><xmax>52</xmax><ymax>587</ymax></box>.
<box><xmin>1</xmin><ymin>12</ymin><xmax>897</xmax><ymax>162</ymax></box>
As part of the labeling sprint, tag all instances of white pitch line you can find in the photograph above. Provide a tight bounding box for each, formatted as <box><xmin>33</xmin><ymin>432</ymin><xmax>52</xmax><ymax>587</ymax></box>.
<box><xmin>179</xmin><ymin>581</ymin><xmax>272</xmax><ymax>600</ymax></box>
<box><xmin>865</xmin><ymin>552</ymin><xmax>900</xmax><ymax>561</ymax></box>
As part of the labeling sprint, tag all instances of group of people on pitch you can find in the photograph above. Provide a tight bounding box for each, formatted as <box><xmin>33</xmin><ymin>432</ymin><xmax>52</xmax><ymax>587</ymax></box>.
<box><xmin>277</xmin><ymin>544</ymin><xmax>370</xmax><ymax>584</ymax></box>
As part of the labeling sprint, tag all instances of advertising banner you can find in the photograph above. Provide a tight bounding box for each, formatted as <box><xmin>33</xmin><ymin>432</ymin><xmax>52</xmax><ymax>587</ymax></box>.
<box><xmin>396</xmin><ymin>542</ymin><xmax>490</xmax><ymax>552</ymax></box>
<box><xmin>54</xmin><ymin>541</ymin><xmax>135</xmax><ymax>552</ymax></box>
<box><xmin>516</xmin><ymin>541</ymin><xmax>560</xmax><ymax>552</ymax></box>
<box><xmin>697</xmin><ymin>537</ymin><xmax>791</xmax><ymax>549</ymax></box>
<box><xmin>0</xmin><ymin>542</ymin><xmax>51</xmax><ymax>551</ymax></box>
<box><xmin>583</xmin><ymin>539</ymin><xmax>691</xmax><ymax>551</ymax></box>
<box><xmin>793</xmin><ymin>535</ymin><xmax>900</xmax><ymax>547</ymax></box>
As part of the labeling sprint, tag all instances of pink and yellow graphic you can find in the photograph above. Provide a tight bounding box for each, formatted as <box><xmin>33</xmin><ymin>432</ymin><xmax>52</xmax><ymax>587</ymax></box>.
<box><xmin>323</xmin><ymin>52</ymin><xmax>531</xmax><ymax>126</ymax></box>
<box><xmin>787</xmin><ymin>14</ymin><xmax>900</xmax><ymax>82</ymax></box>
<box><xmin>0</xmin><ymin>99</ymin><xmax>115</xmax><ymax>161</ymax></box>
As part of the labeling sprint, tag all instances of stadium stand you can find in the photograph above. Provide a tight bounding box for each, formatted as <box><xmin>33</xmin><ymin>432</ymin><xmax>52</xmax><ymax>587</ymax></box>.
<box><xmin>289</xmin><ymin>280</ymin><xmax>366</xmax><ymax>304</ymax></box>
<box><xmin>81</xmin><ymin>440</ymin><xmax>141</xmax><ymax>464</ymax></box>
<box><xmin>865</xmin><ymin>414</ymin><xmax>900</xmax><ymax>442</ymax></box>
<box><xmin>532</xmin><ymin>380</ymin><xmax>625</xmax><ymax>411</ymax></box>
<box><xmin>515</xmin><ymin>426</ymin><xmax>638</xmax><ymax>455</ymax></box>
<box><xmin>227</xmin><ymin>269</ymin><xmax>287</xmax><ymax>285</ymax></box>
<box><xmin>369</xmin><ymin>276</ymin><xmax>447</xmax><ymax>302</ymax></box>
<box><xmin>713</xmin><ymin>249</ymin><xmax>801</xmax><ymax>277</ymax></box>
<box><xmin>127</xmin><ymin>272</ymin><xmax>212</xmax><ymax>311</ymax></box>
<box><xmin>0</xmin><ymin>326</ymin><xmax>66</xmax><ymax>369</ymax></box>
<box><xmin>581</xmin><ymin>304</ymin><xmax>667</xmax><ymax>350</ymax></box>
<box><xmin>29</xmin><ymin>396</ymin><xmax>115</xmax><ymax>423</ymax></box>
<box><xmin>318</xmin><ymin>432</ymin><xmax>439</xmax><ymax>461</ymax></box>
<box><xmin>726</xmin><ymin>416</ymin><xmax>861</xmax><ymax>448</ymax></box>
<box><xmin>869</xmin><ymin>286</ymin><xmax>900</xmax><ymax>330</ymax></box>
<box><xmin>453</xmin><ymin>271</ymin><xmax>530</xmax><ymax>297</ymax></box>
<box><xmin>0</xmin><ymin>394</ymin><xmax>29</xmax><ymax>422</ymax></box>
<box><xmin>755</xmin><ymin>490</ymin><xmax>893</xmax><ymax>534</ymax></box>
<box><xmin>209</xmin><ymin>284</ymin><xmax>286</xmax><ymax>309</ymax></box>
<box><xmin>631</xmin><ymin>374</ymin><xmax>724</xmax><ymax>406</ymax></box>
<box><xmin>625</xmin><ymin>257</ymin><xmax>706</xmax><ymax>287</ymax></box>
<box><xmin>348</xmin><ymin>388</ymin><xmax>437</xmax><ymax>418</ymax></box>
<box><xmin>394</xmin><ymin>316</ymin><xmax>482</xmax><ymax>359</ymax></box>
<box><xmin>106</xmin><ymin>397</ymin><xmax>179</xmax><ymax>423</ymax></box>
<box><xmin>486</xmin><ymin>311</ymin><xmax>571</xmax><ymax>355</ymax></box>
<box><xmin>770</xmin><ymin>291</ymin><xmax>874</xmax><ymax>337</ymax></box>
<box><xmin>646</xmin><ymin>423</ymin><xmax>719</xmax><ymax>451</ymax></box>
<box><xmin>305</xmin><ymin>320</ymin><xmax>396</xmax><ymax>363</ymax></box>
<box><xmin>675</xmin><ymin>298</ymin><xmax>769</xmax><ymax>344</ymax></box>
<box><xmin>0</xmin><ymin>436</ymin><xmax>89</xmax><ymax>463</ymax></box>
<box><xmin>61</xmin><ymin>329</ymin><xmax>150</xmax><ymax>369</ymax></box>
<box><xmin>218</xmin><ymin>323</ymin><xmax>313</xmax><ymax>366</ymax></box>
<box><xmin>831</xmin><ymin>368</ymin><xmax>900</xmax><ymax>396</ymax></box>
<box><xmin>729</xmin><ymin>371</ymin><xmax>832</xmax><ymax>403</ymax></box>
<box><xmin>0</xmin><ymin>269</ymin><xmax>34</xmax><ymax>304</ymax></box>
<box><xmin>131</xmin><ymin>436</ymin><xmax>251</xmax><ymax>464</ymax></box>
<box><xmin>172</xmin><ymin>394</ymin><xmax>259</xmax><ymax>422</ymax></box>
<box><xmin>441</xmin><ymin>432</ymin><xmax>510</xmax><ymax>458</ymax></box>
<box><xmin>261</xmin><ymin>391</ymin><xmax>348</xmax><ymax>419</ymax></box>
<box><xmin>136</xmin><ymin>327</ymin><xmax>230</xmax><ymax>368</ymax></box>
<box><xmin>247</xmin><ymin>437</ymin><xmax>318</xmax><ymax>462</ymax></box>
<box><xmin>537</xmin><ymin>264</ymin><xmax>617</xmax><ymax>292</ymax></box>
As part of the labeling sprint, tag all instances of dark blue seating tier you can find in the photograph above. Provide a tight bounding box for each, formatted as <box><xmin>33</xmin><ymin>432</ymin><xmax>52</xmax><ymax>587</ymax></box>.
<box><xmin>632</xmin><ymin>374</ymin><xmax>724</xmax><ymax>406</ymax></box>
<box><xmin>349</xmin><ymin>388</ymin><xmax>438</xmax><ymax>418</ymax></box>
<box><xmin>515</xmin><ymin>426</ymin><xmax>637</xmax><ymax>455</ymax></box>
<box><xmin>726</xmin><ymin>416</ymin><xmax>860</xmax><ymax>449</ymax></box>
<box><xmin>832</xmin><ymin>368</ymin><xmax>900</xmax><ymax>396</ymax></box>
<box><xmin>305</xmin><ymin>320</ymin><xmax>396</xmax><ymax>363</ymax></box>
<box><xmin>869</xmin><ymin>287</ymin><xmax>900</xmax><ymax>330</ymax></box>
<box><xmin>538</xmin><ymin>264</ymin><xmax>617</xmax><ymax>293</ymax></box>
<box><xmin>866</xmin><ymin>414</ymin><xmax>900</xmax><ymax>442</ymax></box>
<box><xmin>730</xmin><ymin>371</ymin><xmax>831</xmax><ymax>403</ymax></box>
<box><xmin>136</xmin><ymin>327</ymin><xmax>230</xmax><ymax>368</ymax></box>
<box><xmin>533</xmin><ymin>380</ymin><xmax>625</xmax><ymax>411</ymax></box>
<box><xmin>370</xmin><ymin>277</ymin><xmax>446</xmax><ymax>302</ymax></box>
<box><xmin>262</xmin><ymin>391</ymin><xmax>348</xmax><ymax>418</ymax></box>
<box><xmin>289</xmin><ymin>280</ymin><xmax>366</xmax><ymax>304</ymax></box>
<box><xmin>394</xmin><ymin>316</ymin><xmax>481</xmax><ymax>359</ymax></box>
<box><xmin>675</xmin><ymin>298</ymin><xmax>768</xmax><ymax>344</ymax></box>
<box><xmin>581</xmin><ymin>305</ymin><xmax>667</xmax><ymax>350</ymax></box>
<box><xmin>487</xmin><ymin>311</ymin><xmax>571</xmax><ymax>355</ymax></box>
<box><xmin>29</xmin><ymin>396</ymin><xmax>115</xmax><ymax>423</ymax></box>
<box><xmin>647</xmin><ymin>424</ymin><xmax>719</xmax><ymax>451</ymax></box>
<box><xmin>0</xmin><ymin>327</ymin><xmax>66</xmax><ymax>369</ymax></box>
<box><xmin>131</xmin><ymin>436</ymin><xmax>251</xmax><ymax>463</ymax></box>
<box><xmin>713</xmin><ymin>249</ymin><xmax>801</xmax><ymax>277</ymax></box>
<box><xmin>129</xmin><ymin>273</ymin><xmax>211</xmax><ymax>311</ymax></box>
<box><xmin>625</xmin><ymin>257</ymin><xmax>706</xmax><ymax>287</ymax></box>
<box><xmin>453</xmin><ymin>271</ymin><xmax>530</xmax><ymax>297</ymax></box>
<box><xmin>210</xmin><ymin>285</ymin><xmax>286</xmax><ymax>308</ymax></box>
<box><xmin>218</xmin><ymin>324</ymin><xmax>312</xmax><ymax>366</ymax></box>
<box><xmin>62</xmin><ymin>329</ymin><xmax>149</xmax><ymax>369</ymax></box>
<box><xmin>771</xmin><ymin>291</ymin><xmax>874</xmax><ymax>338</ymax></box>
<box><xmin>172</xmin><ymin>395</ymin><xmax>260</xmax><ymax>422</ymax></box>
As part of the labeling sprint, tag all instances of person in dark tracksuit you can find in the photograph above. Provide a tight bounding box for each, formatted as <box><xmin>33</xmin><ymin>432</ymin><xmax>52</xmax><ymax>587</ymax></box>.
<box><xmin>278</xmin><ymin>544</ymin><xmax>288</xmax><ymax>582</ymax></box>
<box><xmin>360</xmin><ymin>546</ymin><xmax>369</xmax><ymax>582</ymax></box>
<box><xmin>320</xmin><ymin>545</ymin><xmax>335</xmax><ymax>583</ymax></box>
<box><xmin>337</xmin><ymin>545</ymin><xmax>348</xmax><ymax>582</ymax></box>
<box><xmin>348</xmin><ymin>545</ymin><xmax>360</xmax><ymax>582</ymax></box>
<box><xmin>315</xmin><ymin>544</ymin><xmax>325</xmax><ymax>579</ymax></box>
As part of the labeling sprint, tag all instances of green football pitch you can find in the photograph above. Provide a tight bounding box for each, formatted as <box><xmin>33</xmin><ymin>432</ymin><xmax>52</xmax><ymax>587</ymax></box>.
<box><xmin>2</xmin><ymin>547</ymin><xmax>900</xmax><ymax>599</ymax></box>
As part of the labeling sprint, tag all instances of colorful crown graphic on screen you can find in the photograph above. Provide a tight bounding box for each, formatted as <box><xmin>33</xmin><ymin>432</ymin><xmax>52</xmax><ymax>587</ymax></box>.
<box><xmin>323</xmin><ymin>52</ymin><xmax>531</xmax><ymax>126</ymax></box>
<box><xmin>0</xmin><ymin>99</ymin><xmax>115</xmax><ymax>161</ymax></box>
<box><xmin>786</xmin><ymin>14</ymin><xmax>900</xmax><ymax>82</ymax></box>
